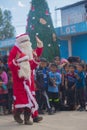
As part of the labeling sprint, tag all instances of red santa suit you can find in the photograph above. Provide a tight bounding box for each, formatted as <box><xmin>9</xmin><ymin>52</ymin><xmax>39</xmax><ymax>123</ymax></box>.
<box><xmin>8</xmin><ymin>34</ymin><xmax>43</xmax><ymax>116</ymax></box>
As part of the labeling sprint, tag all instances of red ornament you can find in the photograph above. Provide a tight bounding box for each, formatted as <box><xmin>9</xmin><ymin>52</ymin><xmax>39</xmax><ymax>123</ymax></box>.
<box><xmin>45</xmin><ymin>9</ymin><xmax>49</xmax><ymax>15</ymax></box>
<box><xmin>31</xmin><ymin>6</ymin><xmax>35</xmax><ymax>11</ymax></box>
<box><xmin>52</xmin><ymin>33</ymin><xmax>57</xmax><ymax>42</ymax></box>
<box><xmin>31</xmin><ymin>25</ymin><xmax>34</xmax><ymax>30</ymax></box>
<box><xmin>40</xmin><ymin>18</ymin><xmax>47</xmax><ymax>24</ymax></box>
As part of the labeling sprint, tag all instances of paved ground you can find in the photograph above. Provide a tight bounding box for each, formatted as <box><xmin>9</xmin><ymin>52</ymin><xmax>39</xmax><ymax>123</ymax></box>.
<box><xmin>0</xmin><ymin>111</ymin><xmax>87</xmax><ymax>130</ymax></box>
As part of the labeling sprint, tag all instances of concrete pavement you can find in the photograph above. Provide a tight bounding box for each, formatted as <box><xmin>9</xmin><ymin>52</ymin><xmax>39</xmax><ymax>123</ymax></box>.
<box><xmin>0</xmin><ymin>111</ymin><xmax>87</xmax><ymax>130</ymax></box>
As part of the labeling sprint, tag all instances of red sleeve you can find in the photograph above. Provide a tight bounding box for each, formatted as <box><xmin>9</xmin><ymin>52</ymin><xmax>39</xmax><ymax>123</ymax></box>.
<box><xmin>34</xmin><ymin>47</ymin><xmax>43</xmax><ymax>57</ymax></box>
<box><xmin>8</xmin><ymin>46</ymin><xmax>19</xmax><ymax>71</ymax></box>
<box><xmin>29</xmin><ymin>59</ymin><xmax>39</xmax><ymax>70</ymax></box>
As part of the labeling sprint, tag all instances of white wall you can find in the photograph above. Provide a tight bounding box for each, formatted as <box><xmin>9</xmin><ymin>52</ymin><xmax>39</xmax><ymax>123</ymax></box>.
<box><xmin>61</xmin><ymin>3</ymin><xmax>86</xmax><ymax>26</ymax></box>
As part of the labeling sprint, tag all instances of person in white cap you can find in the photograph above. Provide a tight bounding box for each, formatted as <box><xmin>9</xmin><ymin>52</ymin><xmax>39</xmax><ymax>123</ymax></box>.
<box><xmin>8</xmin><ymin>33</ymin><xmax>43</xmax><ymax>125</ymax></box>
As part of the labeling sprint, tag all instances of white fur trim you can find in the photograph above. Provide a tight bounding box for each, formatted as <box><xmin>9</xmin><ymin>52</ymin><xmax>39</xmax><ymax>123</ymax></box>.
<box><xmin>13</xmin><ymin>96</ymin><xmax>16</xmax><ymax>100</ymax></box>
<box><xmin>15</xmin><ymin>104</ymin><xmax>32</xmax><ymax>108</ymax></box>
<box><xmin>32</xmin><ymin>91</ymin><xmax>35</xmax><ymax>95</ymax></box>
<box><xmin>16</xmin><ymin>34</ymin><xmax>30</xmax><ymax>44</ymax></box>
<box><xmin>23</xmin><ymin>81</ymin><xmax>38</xmax><ymax>114</ymax></box>
<box><xmin>14</xmin><ymin>81</ymin><xmax>38</xmax><ymax>113</ymax></box>
<box><xmin>17</xmin><ymin>55</ymin><xmax>29</xmax><ymax>62</ymax></box>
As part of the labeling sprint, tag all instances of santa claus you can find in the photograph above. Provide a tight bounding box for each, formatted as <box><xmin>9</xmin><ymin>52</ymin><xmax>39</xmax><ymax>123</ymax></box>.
<box><xmin>8</xmin><ymin>33</ymin><xmax>43</xmax><ymax>125</ymax></box>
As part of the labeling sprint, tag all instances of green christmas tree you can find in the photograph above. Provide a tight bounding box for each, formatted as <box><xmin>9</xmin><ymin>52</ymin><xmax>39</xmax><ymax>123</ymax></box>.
<box><xmin>26</xmin><ymin>0</ymin><xmax>60</xmax><ymax>61</ymax></box>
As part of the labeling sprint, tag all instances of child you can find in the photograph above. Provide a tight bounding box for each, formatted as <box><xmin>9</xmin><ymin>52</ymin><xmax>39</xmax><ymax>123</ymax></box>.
<box><xmin>48</xmin><ymin>63</ymin><xmax>61</xmax><ymax>112</ymax></box>
<box><xmin>7</xmin><ymin>68</ymin><xmax>13</xmax><ymax>114</ymax></box>
<box><xmin>0</xmin><ymin>66</ymin><xmax>8</xmax><ymax>115</ymax></box>
<box><xmin>65</xmin><ymin>64</ymin><xmax>76</xmax><ymax>110</ymax></box>
<box><xmin>61</xmin><ymin>64</ymin><xmax>69</xmax><ymax>104</ymax></box>
<box><xmin>76</xmin><ymin>64</ymin><xmax>86</xmax><ymax>111</ymax></box>
<box><xmin>35</xmin><ymin>58</ymin><xmax>53</xmax><ymax>114</ymax></box>
<box><xmin>54</xmin><ymin>56</ymin><xmax>61</xmax><ymax>73</ymax></box>
<box><xmin>54</xmin><ymin>57</ymin><xmax>69</xmax><ymax>105</ymax></box>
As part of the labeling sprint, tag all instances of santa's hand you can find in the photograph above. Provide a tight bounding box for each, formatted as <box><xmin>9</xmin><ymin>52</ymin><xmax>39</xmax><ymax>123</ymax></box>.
<box><xmin>36</xmin><ymin>36</ymin><xmax>43</xmax><ymax>48</ymax></box>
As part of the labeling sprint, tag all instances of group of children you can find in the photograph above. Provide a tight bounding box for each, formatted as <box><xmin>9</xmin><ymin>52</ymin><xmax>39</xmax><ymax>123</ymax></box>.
<box><xmin>0</xmin><ymin>57</ymin><xmax>13</xmax><ymax>115</ymax></box>
<box><xmin>35</xmin><ymin>56</ymin><xmax>87</xmax><ymax>115</ymax></box>
<box><xmin>0</xmin><ymin>56</ymin><xmax>87</xmax><ymax>115</ymax></box>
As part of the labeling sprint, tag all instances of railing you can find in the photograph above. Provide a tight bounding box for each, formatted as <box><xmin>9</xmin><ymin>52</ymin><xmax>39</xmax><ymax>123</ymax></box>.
<box><xmin>0</xmin><ymin>38</ymin><xmax>15</xmax><ymax>48</ymax></box>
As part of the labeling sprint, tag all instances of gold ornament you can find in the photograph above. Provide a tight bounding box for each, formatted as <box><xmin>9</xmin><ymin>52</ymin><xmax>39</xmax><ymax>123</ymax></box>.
<box><xmin>39</xmin><ymin>18</ymin><xmax>47</xmax><ymax>25</ymax></box>
<box><xmin>52</xmin><ymin>33</ymin><xmax>57</xmax><ymax>42</ymax></box>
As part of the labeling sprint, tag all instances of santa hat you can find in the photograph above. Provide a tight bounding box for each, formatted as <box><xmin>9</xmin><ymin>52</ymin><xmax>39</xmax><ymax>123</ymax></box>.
<box><xmin>61</xmin><ymin>58</ymin><xmax>68</xmax><ymax>64</ymax></box>
<box><xmin>16</xmin><ymin>53</ymin><xmax>29</xmax><ymax>63</ymax></box>
<box><xmin>16</xmin><ymin>33</ymin><xmax>30</xmax><ymax>44</ymax></box>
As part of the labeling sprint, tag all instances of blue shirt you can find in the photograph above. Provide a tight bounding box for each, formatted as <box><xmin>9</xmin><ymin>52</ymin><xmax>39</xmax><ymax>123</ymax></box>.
<box><xmin>66</xmin><ymin>72</ymin><xmax>76</xmax><ymax>88</ymax></box>
<box><xmin>35</xmin><ymin>67</ymin><xmax>49</xmax><ymax>90</ymax></box>
<box><xmin>76</xmin><ymin>71</ymin><xmax>85</xmax><ymax>88</ymax></box>
<box><xmin>48</xmin><ymin>71</ymin><xmax>61</xmax><ymax>93</ymax></box>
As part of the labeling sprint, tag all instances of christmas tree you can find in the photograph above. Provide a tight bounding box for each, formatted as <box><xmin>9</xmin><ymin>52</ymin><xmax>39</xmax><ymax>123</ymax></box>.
<box><xmin>26</xmin><ymin>0</ymin><xmax>60</xmax><ymax>61</ymax></box>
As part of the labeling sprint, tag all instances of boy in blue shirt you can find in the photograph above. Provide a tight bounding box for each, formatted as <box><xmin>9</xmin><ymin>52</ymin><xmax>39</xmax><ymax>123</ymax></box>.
<box><xmin>65</xmin><ymin>64</ymin><xmax>76</xmax><ymax>110</ymax></box>
<box><xmin>48</xmin><ymin>63</ymin><xmax>61</xmax><ymax>112</ymax></box>
<box><xmin>76</xmin><ymin>64</ymin><xmax>85</xmax><ymax>111</ymax></box>
<box><xmin>35</xmin><ymin>58</ymin><xmax>53</xmax><ymax>114</ymax></box>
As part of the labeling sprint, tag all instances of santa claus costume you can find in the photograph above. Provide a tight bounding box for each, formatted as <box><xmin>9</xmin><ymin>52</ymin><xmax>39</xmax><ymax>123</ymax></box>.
<box><xmin>8</xmin><ymin>33</ymin><xmax>43</xmax><ymax>124</ymax></box>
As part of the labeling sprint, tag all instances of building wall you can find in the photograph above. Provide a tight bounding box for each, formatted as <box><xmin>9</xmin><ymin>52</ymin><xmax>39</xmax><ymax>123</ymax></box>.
<box><xmin>61</xmin><ymin>3</ymin><xmax>86</xmax><ymax>26</ymax></box>
<box><xmin>55</xmin><ymin>1</ymin><xmax>87</xmax><ymax>62</ymax></box>
<box><xmin>59</xmin><ymin>40</ymin><xmax>68</xmax><ymax>58</ymax></box>
<box><xmin>58</xmin><ymin>33</ymin><xmax>87</xmax><ymax>62</ymax></box>
<box><xmin>72</xmin><ymin>33</ymin><xmax>87</xmax><ymax>62</ymax></box>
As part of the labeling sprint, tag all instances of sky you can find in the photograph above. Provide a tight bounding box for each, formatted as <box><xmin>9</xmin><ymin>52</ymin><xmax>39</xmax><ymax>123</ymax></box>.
<box><xmin>0</xmin><ymin>0</ymin><xmax>84</xmax><ymax>35</ymax></box>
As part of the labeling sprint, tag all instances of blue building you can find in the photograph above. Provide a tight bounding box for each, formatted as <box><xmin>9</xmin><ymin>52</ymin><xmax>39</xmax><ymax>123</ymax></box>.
<box><xmin>55</xmin><ymin>0</ymin><xmax>87</xmax><ymax>62</ymax></box>
<box><xmin>0</xmin><ymin>38</ymin><xmax>15</xmax><ymax>55</ymax></box>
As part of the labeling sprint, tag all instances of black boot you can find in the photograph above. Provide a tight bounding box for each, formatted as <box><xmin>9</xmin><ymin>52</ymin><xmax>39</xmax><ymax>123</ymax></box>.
<box><xmin>14</xmin><ymin>109</ymin><xmax>23</xmax><ymax>124</ymax></box>
<box><xmin>24</xmin><ymin>108</ymin><xmax>33</xmax><ymax>125</ymax></box>
<box><xmin>33</xmin><ymin>116</ymin><xmax>43</xmax><ymax>123</ymax></box>
<box><xmin>48</xmin><ymin>108</ymin><xmax>54</xmax><ymax>115</ymax></box>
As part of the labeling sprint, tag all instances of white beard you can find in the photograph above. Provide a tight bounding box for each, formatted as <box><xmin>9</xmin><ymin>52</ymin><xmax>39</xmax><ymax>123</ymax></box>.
<box><xmin>18</xmin><ymin>61</ymin><xmax>31</xmax><ymax>80</ymax></box>
<box><xmin>18</xmin><ymin>41</ymin><xmax>33</xmax><ymax>60</ymax></box>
